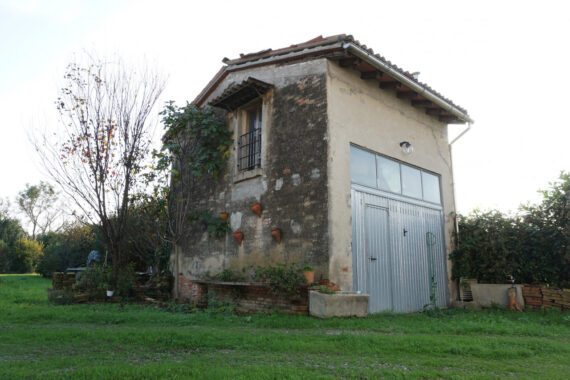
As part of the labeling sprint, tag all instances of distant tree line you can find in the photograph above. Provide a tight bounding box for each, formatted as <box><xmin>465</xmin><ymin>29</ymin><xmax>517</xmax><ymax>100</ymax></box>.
<box><xmin>0</xmin><ymin>185</ymin><xmax>169</xmax><ymax>276</ymax></box>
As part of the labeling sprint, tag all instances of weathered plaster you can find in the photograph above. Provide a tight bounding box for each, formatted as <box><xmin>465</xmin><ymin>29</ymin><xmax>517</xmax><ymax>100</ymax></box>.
<box><xmin>174</xmin><ymin>60</ymin><xmax>330</xmax><ymax>294</ymax></box>
<box><xmin>325</xmin><ymin>60</ymin><xmax>457</xmax><ymax>301</ymax></box>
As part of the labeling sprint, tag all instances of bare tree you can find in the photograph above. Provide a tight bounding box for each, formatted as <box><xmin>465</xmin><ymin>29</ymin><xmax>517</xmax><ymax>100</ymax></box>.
<box><xmin>17</xmin><ymin>181</ymin><xmax>61</xmax><ymax>239</ymax></box>
<box><xmin>34</xmin><ymin>54</ymin><xmax>166</xmax><ymax>286</ymax></box>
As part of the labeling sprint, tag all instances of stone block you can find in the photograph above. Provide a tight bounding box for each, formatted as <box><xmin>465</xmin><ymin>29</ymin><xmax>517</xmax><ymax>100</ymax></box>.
<box><xmin>309</xmin><ymin>291</ymin><xmax>369</xmax><ymax>318</ymax></box>
<box><xmin>470</xmin><ymin>284</ymin><xmax>525</xmax><ymax>309</ymax></box>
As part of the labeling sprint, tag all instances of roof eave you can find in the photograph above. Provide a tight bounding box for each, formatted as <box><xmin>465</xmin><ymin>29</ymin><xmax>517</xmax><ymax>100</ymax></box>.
<box><xmin>194</xmin><ymin>42</ymin><xmax>345</xmax><ymax>107</ymax></box>
<box><xmin>343</xmin><ymin>42</ymin><xmax>474</xmax><ymax>124</ymax></box>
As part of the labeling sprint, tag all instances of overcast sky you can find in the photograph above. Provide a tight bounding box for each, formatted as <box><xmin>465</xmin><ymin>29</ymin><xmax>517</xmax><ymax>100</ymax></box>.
<box><xmin>1</xmin><ymin>0</ymin><xmax>569</xmax><ymax>216</ymax></box>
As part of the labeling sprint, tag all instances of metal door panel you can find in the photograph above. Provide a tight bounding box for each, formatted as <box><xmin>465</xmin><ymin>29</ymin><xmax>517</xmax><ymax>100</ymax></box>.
<box><xmin>352</xmin><ymin>187</ymin><xmax>448</xmax><ymax>313</ymax></box>
<box><xmin>364</xmin><ymin>205</ymin><xmax>392</xmax><ymax>312</ymax></box>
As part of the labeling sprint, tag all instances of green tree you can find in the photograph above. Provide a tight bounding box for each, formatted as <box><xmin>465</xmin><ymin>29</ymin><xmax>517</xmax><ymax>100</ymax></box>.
<box><xmin>0</xmin><ymin>240</ymin><xmax>10</xmax><ymax>273</ymax></box>
<box><xmin>451</xmin><ymin>172</ymin><xmax>570</xmax><ymax>287</ymax></box>
<box><xmin>17</xmin><ymin>181</ymin><xmax>60</xmax><ymax>239</ymax></box>
<box><xmin>36</xmin><ymin>223</ymin><xmax>99</xmax><ymax>277</ymax></box>
<box><xmin>0</xmin><ymin>215</ymin><xmax>25</xmax><ymax>248</ymax></box>
<box><xmin>0</xmin><ymin>207</ymin><xmax>26</xmax><ymax>273</ymax></box>
<box><xmin>9</xmin><ymin>238</ymin><xmax>43</xmax><ymax>273</ymax></box>
<box><xmin>521</xmin><ymin>171</ymin><xmax>570</xmax><ymax>286</ymax></box>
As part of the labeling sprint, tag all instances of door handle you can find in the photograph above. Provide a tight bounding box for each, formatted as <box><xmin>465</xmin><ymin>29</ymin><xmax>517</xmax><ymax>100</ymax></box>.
<box><xmin>369</xmin><ymin>257</ymin><xmax>377</xmax><ymax>261</ymax></box>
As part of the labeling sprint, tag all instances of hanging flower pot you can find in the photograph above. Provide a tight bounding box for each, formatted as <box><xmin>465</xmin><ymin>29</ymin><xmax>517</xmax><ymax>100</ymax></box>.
<box><xmin>234</xmin><ymin>230</ymin><xmax>244</xmax><ymax>245</ymax></box>
<box><xmin>219</xmin><ymin>211</ymin><xmax>228</xmax><ymax>221</ymax></box>
<box><xmin>106</xmin><ymin>290</ymin><xmax>114</xmax><ymax>297</ymax></box>
<box><xmin>251</xmin><ymin>202</ymin><xmax>262</xmax><ymax>217</ymax></box>
<box><xmin>271</xmin><ymin>228</ymin><xmax>282</xmax><ymax>243</ymax></box>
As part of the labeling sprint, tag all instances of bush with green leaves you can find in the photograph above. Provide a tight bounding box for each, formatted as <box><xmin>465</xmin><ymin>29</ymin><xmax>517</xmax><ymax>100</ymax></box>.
<box><xmin>36</xmin><ymin>224</ymin><xmax>99</xmax><ymax>277</ymax></box>
<box><xmin>8</xmin><ymin>238</ymin><xmax>43</xmax><ymax>273</ymax></box>
<box><xmin>0</xmin><ymin>214</ymin><xmax>26</xmax><ymax>273</ymax></box>
<box><xmin>451</xmin><ymin>172</ymin><xmax>569</xmax><ymax>287</ymax></box>
<box><xmin>253</xmin><ymin>264</ymin><xmax>306</xmax><ymax>299</ymax></box>
<box><xmin>74</xmin><ymin>263</ymin><xmax>138</xmax><ymax>298</ymax></box>
<box><xmin>74</xmin><ymin>264</ymin><xmax>112</xmax><ymax>297</ymax></box>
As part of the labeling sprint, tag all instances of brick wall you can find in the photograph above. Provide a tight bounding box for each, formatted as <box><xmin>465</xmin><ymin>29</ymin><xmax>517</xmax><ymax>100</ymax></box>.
<box><xmin>177</xmin><ymin>275</ymin><xmax>207</xmax><ymax>306</ymax></box>
<box><xmin>52</xmin><ymin>272</ymin><xmax>76</xmax><ymax>290</ymax></box>
<box><xmin>522</xmin><ymin>285</ymin><xmax>570</xmax><ymax>310</ymax></box>
<box><xmin>180</xmin><ymin>280</ymin><xmax>309</xmax><ymax>315</ymax></box>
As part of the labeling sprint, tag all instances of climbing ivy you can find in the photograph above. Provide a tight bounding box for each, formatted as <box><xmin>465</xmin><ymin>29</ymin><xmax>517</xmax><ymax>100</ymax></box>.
<box><xmin>189</xmin><ymin>210</ymin><xmax>230</xmax><ymax>238</ymax></box>
<box><xmin>156</xmin><ymin>101</ymin><xmax>232</xmax><ymax>180</ymax></box>
<box><xmin>151</xmin><ymin>102</ymin><xmax>233</xmax><ymax>241</ymax></box>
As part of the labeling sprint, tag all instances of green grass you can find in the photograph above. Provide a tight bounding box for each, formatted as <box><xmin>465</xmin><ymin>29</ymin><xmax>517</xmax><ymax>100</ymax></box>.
<box><xmin>1</xmin><ymin>275</ymin><xmax>569</xmax><ymax>379</ymax></box>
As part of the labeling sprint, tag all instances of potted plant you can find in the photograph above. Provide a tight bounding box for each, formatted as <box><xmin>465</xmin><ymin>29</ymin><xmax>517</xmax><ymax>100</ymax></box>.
<box><xmin>302</xmin><ymin>265</ymin><xmax>315</xmax><ymax>284</ymax></box>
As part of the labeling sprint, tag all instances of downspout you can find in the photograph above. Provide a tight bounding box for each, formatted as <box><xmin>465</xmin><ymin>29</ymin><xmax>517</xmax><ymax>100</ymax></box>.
<box><xmin>449</xmin><ymin>121</ymin><xmax>471</xmax><ymax>226</ymax></box>
<box><xmin>449</xmin><ymin>122</ymin><xmax>472</xmax><ymax>300</ymax></box>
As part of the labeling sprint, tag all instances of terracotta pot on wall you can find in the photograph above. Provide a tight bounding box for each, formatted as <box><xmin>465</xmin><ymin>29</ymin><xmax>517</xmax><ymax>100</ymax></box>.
<box><xmin>234</xmin><ymin>230</ymin><xmax>244</xmax><ymax>245</ymax></box>
<box><xmin>251</xmin><ymin>202</ymin><xmax>262</xmax><ymax>217</ymax></box>
<box><xmin>303</xmin><ymin>271</ymin><xmax>315</xmax><ymax>284</ymax></box>
<box><xmin>271</xmin><ymin>228</ymin><xmax>282</xmax><ymax>243</ymax></box>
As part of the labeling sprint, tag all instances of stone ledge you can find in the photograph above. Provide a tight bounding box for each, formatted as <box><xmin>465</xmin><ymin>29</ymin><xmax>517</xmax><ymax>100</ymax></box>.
<box><xmin>234</xmin><ymin>168</ymin><xmax>263</xmax><ymax>183</ymax></box>
<box><xmin>309</xmin><ymin>291</ymin><xmax>369</xmax><ymax>318</ymax></box>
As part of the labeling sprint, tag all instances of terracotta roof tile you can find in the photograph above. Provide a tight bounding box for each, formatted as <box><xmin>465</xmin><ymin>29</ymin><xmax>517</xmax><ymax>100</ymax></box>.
<box><xmin>195</xmin><ymin>34</ymin><xmax>470</xmax><ymax>121</ymax></box>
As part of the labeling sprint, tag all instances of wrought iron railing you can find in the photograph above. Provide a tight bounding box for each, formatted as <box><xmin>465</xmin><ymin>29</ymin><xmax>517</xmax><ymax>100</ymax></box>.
<box><xmin>237</xmin><ymin>129</ymin><xmax>261</xmax><ymax>171</ymax></box>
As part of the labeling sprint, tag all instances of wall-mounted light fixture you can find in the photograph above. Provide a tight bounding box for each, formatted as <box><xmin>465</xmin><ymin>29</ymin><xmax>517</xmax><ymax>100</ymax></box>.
<box><xmin>400</xmin><ymin>141</ymin><xmax>414</xmax><ymax>155</ymax></box>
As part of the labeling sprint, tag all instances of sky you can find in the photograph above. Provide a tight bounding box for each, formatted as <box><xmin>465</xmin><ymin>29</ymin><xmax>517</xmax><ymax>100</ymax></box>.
<box><xmin>1</xmin><ymin>0</ymin><xmax>569</xmax><ymax>217</ymax></box>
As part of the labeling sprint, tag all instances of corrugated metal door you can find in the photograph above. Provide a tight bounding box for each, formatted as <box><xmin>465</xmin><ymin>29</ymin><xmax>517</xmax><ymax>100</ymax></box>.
<box><xmin>352</xmin><ymin>186</ymin><xmax>448</xmax><ymax>313</ymax></box>
<box><xmin>364</xmin><ymin>205</ymin><xmax>392</xmax><ymax>312</ymax></box>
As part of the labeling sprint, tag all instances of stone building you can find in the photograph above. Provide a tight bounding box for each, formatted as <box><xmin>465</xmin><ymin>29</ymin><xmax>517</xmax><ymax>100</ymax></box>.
<box><xmin>173</xmin><ymin>35</ymin><xmax>472</xmax><ymax>313</ymax></box>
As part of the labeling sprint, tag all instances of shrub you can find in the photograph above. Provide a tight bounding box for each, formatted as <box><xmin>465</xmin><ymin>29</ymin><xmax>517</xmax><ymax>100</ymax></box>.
<box><xmin>74</xmin><ymin>263</ymin><xmax>138</xmax><ymax>298</ymax></box>
<box><xmin>115</xmin><ymin>263</ymin><xmax>137</xmax><ymax>297</ymax></box>
<box><xmin>253</xmin><ymin>264</ymin><xmax>306</xmax><ymax>299</ymax></box>
<box><xmin>451</xmin><ymin>172</ymin><xmax>570</xmax><ymax>287</ymax></box>
<box><xmin>74</xmin><ymin>265</ymin><xmax>111</xmax><ymax>298</ymax></box>
<box><xmin>37</xmin><ymin>224</ymin><xmax>99</xmax><ymax>277</ymax></box>
<box><xmin>9</xmin><ymin>238</ymin><xmax>43</xmax><ymax>273</ymax></box>
<box><xmin>215</xmin><ymin>269</ymin><xmax>244</xmax><ymax>282</ymax></box>
<box><xmin>0</xmin><ymin>240</ymin><xmax>9</xmax><ymax>273</ymax></box>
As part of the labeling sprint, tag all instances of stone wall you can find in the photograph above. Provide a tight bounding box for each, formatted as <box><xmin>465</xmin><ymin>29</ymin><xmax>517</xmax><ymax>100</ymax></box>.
<box><xmin>181</xmin><ymin>281</ymin><xmax>309</xmax><ymax>315</ymax></box>
<box><xmin>522</xmin><ymin>285</ymin><xmax>570</xmax><ymax>310</ymax></box>
<box><xmin>175</xmin><ymin>66</ymin><xmax>329</xmax><ymax>294</ymax></box>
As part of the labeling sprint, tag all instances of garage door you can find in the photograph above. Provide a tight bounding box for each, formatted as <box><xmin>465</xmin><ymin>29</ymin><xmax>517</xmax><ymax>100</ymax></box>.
<box><xmin>350</xmin><ymin>145</ymin><xmax>448</xmax><ymax>313</ymax></box>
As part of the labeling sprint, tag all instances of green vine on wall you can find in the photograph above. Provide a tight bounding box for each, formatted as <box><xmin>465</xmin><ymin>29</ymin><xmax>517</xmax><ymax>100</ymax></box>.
<box><xmin>151</xmin><ymin>101</ymin><xmax>233</xmax><ymax>240</ymax></box>
<box><xmin>156</xmin><ymin>101</ymin><xmax>232</xmax><ymax>180</ymax></box>
<box><xmin>189</xmin><ymin>210</ymin><xmax>230</xmax><ymax>238</ymax></box>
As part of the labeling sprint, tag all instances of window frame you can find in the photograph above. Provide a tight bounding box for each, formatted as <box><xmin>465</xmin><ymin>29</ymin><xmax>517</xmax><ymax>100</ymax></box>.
<box><xmin>350</xmin><ymin>144</ymin><xmax>443</xmax><ymax>205</ymax></box>
<box><xmin>234</xmin><ymin>99</ymin><xmax>264</xmax><ymax>182</ymax></box>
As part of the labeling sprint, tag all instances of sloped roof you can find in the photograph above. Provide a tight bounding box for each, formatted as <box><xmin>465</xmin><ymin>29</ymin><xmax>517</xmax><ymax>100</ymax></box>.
<box><xmin>210</xmin><ymin>77</ymin><xmax>273</xmax><ymax>111</ymax></box>
<box><xmin>195</xmin><ymin>34</ymin><xmax>472</xmax><ymax>124</ymax></box>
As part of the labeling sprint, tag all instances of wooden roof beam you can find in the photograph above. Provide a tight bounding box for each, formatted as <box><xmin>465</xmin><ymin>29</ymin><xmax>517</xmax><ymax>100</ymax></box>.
<box><xmin>339</xmin><ymin>57</ymin><xmax>362</xmax><ymax>68</ymax></box>
<box><xmin>360</xmin><ymin>70</ymin><xmax>383</xmax><ymax>81</ymax></box>
<box><xmin>411</xmin><ymin>100</ymin><xmax>433</xmax><ymax>107</ymax></box>
<box><xmin>439</xmin><ymin>115</ymin><xmax>459</xmax><ymax>123</ymax></box>
<box><xmin>397</xmin><ymin>90</ymin><xmax>418</xmax><ymax>99</ymax></box>
<box><xmin>426</xmin><ymin>109</ymin><xmax>453</xmax><ymax>116</ymax></box>
<box><xmin>379</xmin><ymin>81</ymin><xmax>400</xmax><ymax>89</ymax></box>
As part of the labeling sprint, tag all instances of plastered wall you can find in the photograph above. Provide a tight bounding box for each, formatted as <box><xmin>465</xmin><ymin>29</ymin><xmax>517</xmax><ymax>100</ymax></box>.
<box><xmin>326</xmin><ymin>61</ymin><xmax>457</xmax><ymax>301</ymax></box>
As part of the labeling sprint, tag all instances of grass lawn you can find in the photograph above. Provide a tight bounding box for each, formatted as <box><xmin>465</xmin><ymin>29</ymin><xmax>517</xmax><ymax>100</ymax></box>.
<box><xmin>1</xmin><ymin>275</ymin><xmax>569</xmax><ymax>379</ymax></box>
